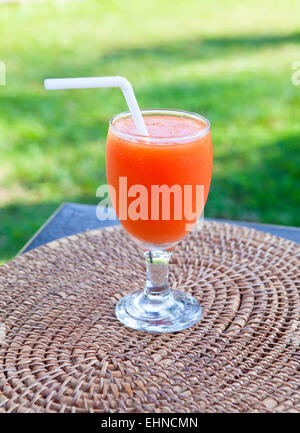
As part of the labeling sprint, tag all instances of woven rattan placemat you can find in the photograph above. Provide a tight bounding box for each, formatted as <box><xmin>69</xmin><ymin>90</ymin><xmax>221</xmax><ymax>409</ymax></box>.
<box><xmin>0</xmin><ymin>222</ymin><xmax>299</xmax><ymax>413</ymax></box>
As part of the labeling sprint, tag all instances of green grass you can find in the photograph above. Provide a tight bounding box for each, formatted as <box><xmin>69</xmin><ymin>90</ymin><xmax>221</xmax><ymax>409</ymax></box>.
<box><xmin>0</xmin><ymin>0</ymin><xmax>300</xmax><ymax>263</ymax></box>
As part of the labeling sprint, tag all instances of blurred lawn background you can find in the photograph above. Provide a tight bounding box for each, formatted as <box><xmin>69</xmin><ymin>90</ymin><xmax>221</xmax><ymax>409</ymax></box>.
<box><xmin>0</xmin><ymin>0</ymin><xmax>299</xmax><ymax>263</ymax></box>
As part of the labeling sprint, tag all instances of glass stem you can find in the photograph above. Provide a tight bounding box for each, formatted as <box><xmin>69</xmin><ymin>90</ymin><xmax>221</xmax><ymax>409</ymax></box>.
<box><xmin>144</xmin><ymin>250</ymin><xmax>171</xmax><ymax>297</ymax></box>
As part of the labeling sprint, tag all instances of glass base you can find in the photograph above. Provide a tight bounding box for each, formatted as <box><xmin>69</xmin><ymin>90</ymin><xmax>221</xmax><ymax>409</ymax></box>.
<box><xmin>115</xmin><ymin>289</ymin><xmax>202</xmax><ymax>333</ymax></box>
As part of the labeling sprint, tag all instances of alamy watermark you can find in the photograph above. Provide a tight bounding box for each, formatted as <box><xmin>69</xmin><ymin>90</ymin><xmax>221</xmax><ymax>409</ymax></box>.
<box><xmin>96</xmin><ymin>177</ymin><xmax>205</xmax><ymax>232</ymax></box>
<box><xmin>0</xmin><ymin>322</ymin><xmax>6</xmax><ymax>345</ymax></box>
<box><xmin>0</xmin><ymin>61</ymin><xmax>6</xmax><ymax>85</ymax></box>
<box><xmin>291</xmin><ymin>61</ymin><xmax>300</xmax><ymax>86</ymax></box>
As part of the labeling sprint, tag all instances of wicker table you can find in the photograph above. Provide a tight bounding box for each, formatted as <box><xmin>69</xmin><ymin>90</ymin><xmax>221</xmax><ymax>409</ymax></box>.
<box><xmin>0</xmin><ymin>203</ymin><xmax>299</xmax><ymax>413</ymax></box>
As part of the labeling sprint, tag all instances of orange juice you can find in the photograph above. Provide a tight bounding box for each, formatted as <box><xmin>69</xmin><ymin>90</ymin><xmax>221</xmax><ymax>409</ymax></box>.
<box><xmin>106</xmin><ymin>111</ymin><xmax>212</xmax><ymax>246</ymax></box>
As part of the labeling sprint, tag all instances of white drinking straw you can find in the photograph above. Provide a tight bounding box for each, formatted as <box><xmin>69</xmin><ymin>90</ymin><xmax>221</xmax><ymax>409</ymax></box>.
<box><xmin>44</xmin><ymin>76</ymin><xmax>149</xmax><ymax>136</ymax></box>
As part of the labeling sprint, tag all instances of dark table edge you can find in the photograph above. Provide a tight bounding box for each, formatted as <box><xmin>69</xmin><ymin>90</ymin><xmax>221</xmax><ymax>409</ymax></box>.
<box><xmin>19</xmin><ymin>202</ymin><xmax>300</xmax><ymax>255</ymax></box>
<box><xmin>18</xmin><ymin>203</ymin><xmax>66</xmax><ymax>255</ymax></box>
